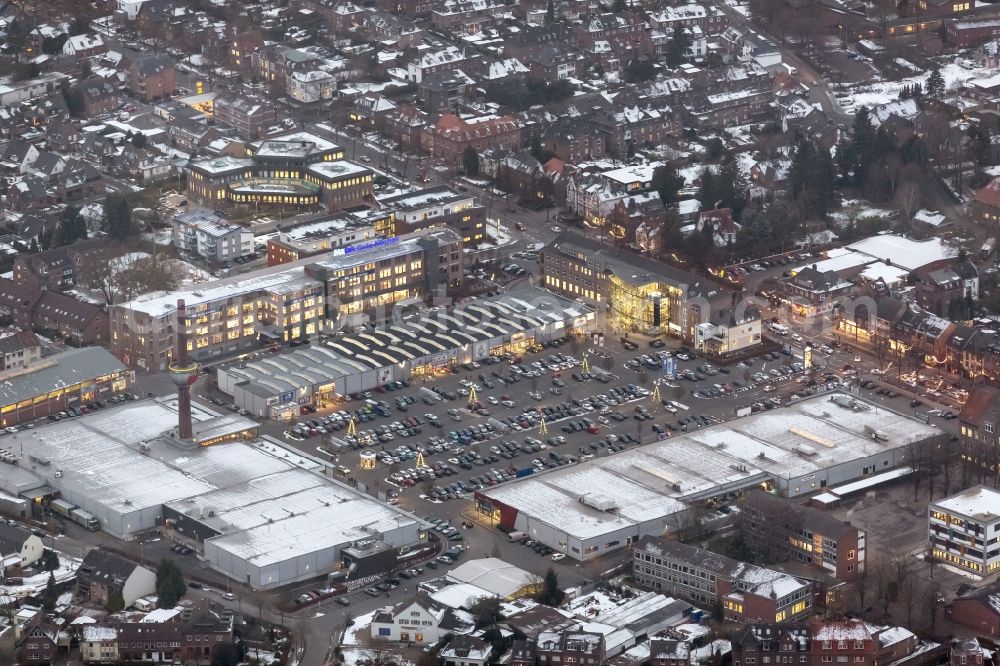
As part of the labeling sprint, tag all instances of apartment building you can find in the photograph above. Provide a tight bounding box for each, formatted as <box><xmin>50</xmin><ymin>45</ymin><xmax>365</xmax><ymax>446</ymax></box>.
<box><xmin>634</xmin><ymin>537</ymin><xmax>813</xmax><ymax>624</ymax></box>
<box><xmin>741</xmin><ymin>490</ymin><xmax>866</xmax><ymax>581</ymax></box>
<box><xmin>928</xmin><ymin>485</ymin><xmax>1000</xmax><ymax>576</ymax></box>
<box><xmin>287</xmin><ymin>70</ymin><xmax>337</xmax><ymax>103</ymax></box>
<box><xmin>213</xmin><ymin>96</ymin><xmax>276</xmax><ymax>139</ymax></box>
<box><xmin>111</xmin><ymin>228</ymin><xmax>463</xmax><ymax>370</ymax></box>
<box><xmin>172</xmin><ymin>209</ymin><xmax>254</xmax><ymax>263</ymax></box>
<box><xmin>510</xmin><ymin>629</ymin><xmax>606</xmax><ymax>666</ymax></box>
<box><xmin>731</xmin><ymin>620</ymin><xmax>898</xmax><ymax>666</ymax></box>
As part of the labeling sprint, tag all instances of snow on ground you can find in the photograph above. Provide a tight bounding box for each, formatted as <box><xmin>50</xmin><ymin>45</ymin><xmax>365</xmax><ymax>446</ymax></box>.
<box><xmin>1</xmin><ymin>556</ymin><xmax>82</xmax><ymax>598</ymax></box>
<box><xmin>342</xmin><ymin>610</ymin><xmax>378</xmax><ymax>646</ymax></box>
<box><xmin>246</xmin><ymin>647</ymin><xmax>280</xmax><ymax>665</ymax></box>
<box><xmin>565</xmin><ymin>590</ymin><xmax>624</xmax><ymax>617</ymax></box>
<box><xmin>829</xmin><ymin>199</ymin><xmax>897</xmax><ymax>228</ymax></box>
<box><xmin>693</xmin><ymin>639</ymin><xmax>732</xmax><ymax>663</ymax></box>
<box><xmin>838</xmin><ymin>60</ymin><xmax>986</xmax><ymax>111</ymax></box>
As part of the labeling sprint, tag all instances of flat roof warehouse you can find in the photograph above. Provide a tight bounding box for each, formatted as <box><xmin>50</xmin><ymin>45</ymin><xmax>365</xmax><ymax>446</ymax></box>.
<box><xmin>0</xmin><ymin>399</ymin><xmax>424</xmax><ymax>589</ymax></box>
<box><xmin>477</xmin><ymin>393</ymin><xmax>939</xmax><ymax>561</ymax></box>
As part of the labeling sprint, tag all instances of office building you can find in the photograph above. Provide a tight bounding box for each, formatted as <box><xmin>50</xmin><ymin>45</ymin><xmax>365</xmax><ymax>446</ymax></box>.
<box><xmin>185</xmin><ymin>131</ymin><xmax>373</xmax><ymax>212</ymax></box>
<box><xmin>540</xmin><ymin>231</ymin><xmax>713</xmax><ymax>341</ymax></box>
<box><xmin>741</xmin><ymin>490</ymin><xmax>866</xmax><ymax>581</ymax></box>
<box><xmin>929</xmin><ymin>485</ymin><xmax>1000</xmax><ymax>576</ymax></box>
<box><xmin>634</xmin><ymin>537</ymin><xmax>813</xmax><ymax>624</ymax></box>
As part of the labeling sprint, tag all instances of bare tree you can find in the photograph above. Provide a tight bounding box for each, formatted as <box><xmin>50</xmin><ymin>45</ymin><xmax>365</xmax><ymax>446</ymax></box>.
<box><xmin>898</xmin><ymin>573</ymin><xmax>919</xmax><ymax>627</ymax></box>
<box><xmin>871</xmin><ymin>556</ymin><xmax>896</xmax><ymax>621</ymax></box>
<box><xmin>852</xmin><ymin>558</ymin><xmax>870</xmax><ymax>618</ymax></box>
<box><xmin>921</xmin><ymin>580</ymin><xmax>941</xmax><ymax>635</ymax></box>
<box><xmin>81</xmin><ymin>252</ymin><xmax>183</xmax><ymax>305</ymax></box>
<box><xmin>895</xmin><ymin>180</ymin><xmax>921</xmax><ymax>223</ymax></box>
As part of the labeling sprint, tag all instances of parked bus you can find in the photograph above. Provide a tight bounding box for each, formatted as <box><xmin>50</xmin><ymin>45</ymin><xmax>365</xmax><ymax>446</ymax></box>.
<box><xmin>769</xmin><ymin>323</ymin><xmax>788</xmax><ymax>335</ymax></box>
<box><xmin>982</xmin><ymin>237</ymin><xmax>997</xmax><ymax>260</ymax></box>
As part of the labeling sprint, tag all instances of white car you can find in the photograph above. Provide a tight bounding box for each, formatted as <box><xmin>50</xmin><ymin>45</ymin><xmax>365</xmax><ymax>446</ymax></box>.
<box><xmin>751</xmin><ymin>264</ymin><xmax>764</xmax><ymax>271</ymax></box>
<box><xmin>487</xmin><ymin>396</ymin><xmax>499</xmax><ymax>405</ymax></box>
<box><xmin>551</xmin><ymin>553</ymin><xmax>566</xmax><ymax>561</ymax></box>
<box><xmin>551</xmin><ymin>225</ymin><xmax>562</xmax><ymax>233</ymax></box>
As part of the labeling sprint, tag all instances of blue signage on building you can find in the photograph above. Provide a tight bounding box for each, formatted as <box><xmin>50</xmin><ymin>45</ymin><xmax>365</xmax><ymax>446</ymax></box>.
<box><xmin>343</xmin><ymin>236</ymin><xmax>400</xmax><ymax>255</ymax></box>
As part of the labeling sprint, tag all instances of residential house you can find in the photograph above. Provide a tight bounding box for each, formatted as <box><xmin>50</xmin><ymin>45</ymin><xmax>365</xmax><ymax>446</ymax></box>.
<box><xmin>12</xmin><ymin>238</ymin><xmax>111</xmax><ymax>293</ymax></box>
<box><xmin>77</xmin><ymin>77</ymin><xmax>120</xmax><ymax>117</ymax></box>
<box><xmin>406</xmin><ymin>46</ymin><xmax>471</xmax><ymax>83</ymax></box>
<box><xmin>442</xmin><ymin>635</ymin><xmax>492</xmax><ymax>666</ymax></box>
<box><xmin>251</xmin><ymin>45</ymin><xmax>318</xmax><ymax>88</ymax></box>
<box><xmin>77</xmin><ymin>549</ymin><xmax>157</xmax><ymax>609</ymax></box>
<box><xmin>650</xmin><ymin>638</ymin><xmax>693</xmax><ymax>666</ymax></box>
<box><xmin>0</xmin><ymin>330</ymin><xmax>42</xmax><ymax>370</ymax></box>
<box><xmin>422</xmin><ymin>113</ymin><xmax>521</xmax><ymax>164</ymax></box>
<box><xmin>698</xmin><ymin>208</ymin><xmax>740</xmax><ymax>247</ymax></box>
<box><xmin>950</xmin><ymin>639</ymin><xmax>985</xmax><ymax>666</ymax></box>
<box><xmin>214</xmin><ymin>96</ymin><xmax>276</xmax><ymax>140</ymax></box>
<box><xmin>376</xmin><ymin>0</ymin><xmax>433</xmax><ymax>18</ymax></box>
<box><xmin>173</xmin><ymin>208</ymin><xmax>254</xmax><ymax>263</ymax></box>
<box><xmin>972</xmin><ymin>177</ymin><xmax>1000</xmax><ymax>225</ymax></box>
<box><xmin>287</xmin><ymin>69</ymin><xmax>337</xmax><ymax>103</ymax></box>
<box><xmin>750</xmin><ymin>158</ymin><xmax>790</xmax><ymax>197</ymax></box>
<box><xmin>608</xmin><ymin>193</ymin><xmax>667</xmax><ymax>245</ymax></box>
<box><xmin>19</xmin><ymin>617</ymin><xmax>64</xmax><ymax>666</ymax></box>
<box><xmin>80</xmin><ymin>626</ymin><xmax>118</xmax><ymax>664</ymax></box>
<box><xmin>126</xmin><ymin>54</ymin><xmax>176</xmax><ymax>102</ymax></box>
<box><xmin>0</xmin><ymin>521</ymin><xmax>45</xmax><ymax>569</ymax></box>
<box><xmin>914</xmin><ymin>261</ymin><xmax>979</xmax><ymax>317</ymax></box>
<box><xmin>370</xmin><ymin>594</ymin><xmax>475</xmax><ymax>644</ymax></box>
<box><xmin>952</xmin><ymin>581</ymin><xmax>1000</xmax><ymax>638</ymax></box>
<box><xmin>33</xmin><ymin>290</ymin><xmax>109</xmax><ymax>345</ymax></box>
<box><xmin>62</xmin><ymin>33</ymin><xmax>106</xmax><ymax>58</ymax></box>
<box><xmin>731</xmin><ymin>624</ymin><xmax>811</xmax><ymax>666</ymax></box>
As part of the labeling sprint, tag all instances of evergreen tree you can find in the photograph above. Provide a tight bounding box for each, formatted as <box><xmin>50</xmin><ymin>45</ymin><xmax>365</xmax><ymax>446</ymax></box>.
<box><xmin>612</xmin><ymin>0</ymin><xmax>628</xmax><ymax>11</ymax></box>
<box><xmin>462</xmin><ymin>145</ymin><xmax>479</xmax><ymax>177</ymax></box>
<box><xmin>546</xmin><ymin>0</ymin><xmax>555</xmax><ymax>23</ymax></box>
<box><xmin>926</xmin><ymin>67</ymin><xmax>945</xmax><ymax>98</ymax></box>
<box><xmin>651</xmin><ymin>164</ymin><xmax>684</xmax><ymax>204</ymax></box>
<box><xmin>42</xmin><ymin>572</ymin><xmax>57</xmax><ymax>611</ymax></box>
<box><xmin>156</xmin><ymin>558</ymin><xmax>186</xmax><ymax>609</ymax></box>
<box><xmin>105</xmin><ymin>591</ymin><xmax>125</xmax><ymax>613</ymax></box>
<box><xmin>29</xmin><ymin>238</ymin><xmax>38</xmax><ymax>253</ymax></box>
<box><xmin>788</xmin><ymin>139</ymin><xmax>815</xmax><ymax>200</ymax></box>
<box><xmin>535</xmin><ymin>568</ymin><xmax>565</xmax><ymax>606</ymax></box>
<box><xmin>666</xmin><ymin>23</ymin><xmax>692</xmax><ymax>67</ymax></box>
<box><xmin>56</xmin><ymin>206</ymin><xmax>86</xmax><ymax>247</ymax></box>
<box><xmin>104</xmin><ymin>194</ymin><xmax>134</xmax><ymax>240</ymax></box>
<box><xmin>41</xmin><ymin>549</ymin><xmax>59</xmax><ymax>572</ymax></box>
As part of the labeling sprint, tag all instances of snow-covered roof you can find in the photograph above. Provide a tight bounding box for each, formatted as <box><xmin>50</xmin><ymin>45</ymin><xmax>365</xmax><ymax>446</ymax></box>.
<box><xmin>934</xmin><ymin>486</ymin><xmax>1000</xmax><ymax>522</ymax></box>
<box><xmin>446</xmin><ymin>558</ymin><xmax>535</xmax><ymax>598</ymax></box>
<box><xmin>847</xmin><ymin>234</ymin><xmax>957</xmax><ymax>272</ymax></box>
<box><xmin>481</xmin><ymin>393</ymin><xmax>939</xmax><ymax>541</ymax></box>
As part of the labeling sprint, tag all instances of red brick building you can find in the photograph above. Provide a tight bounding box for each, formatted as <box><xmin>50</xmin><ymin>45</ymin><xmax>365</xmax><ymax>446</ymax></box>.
<box><xmin>422</xmin><ymin>113</ymin><xmax>521</xmax><ymax>165</ymax></box>
<box><xmin>126</xmin><ymin>54</ymin><xmax>176</xmax><ymax>102</ymax></box>
<box><xmin>946</xmin><ymin>17</ymin><xmax>1000</xmax><ymax>47</ymax></box>
<box><xmin>740</xmin><ymin>489</ymin><xmax>866</xmax><ymax>582</ymax></box>
<box><xmin>951</xmin><ymin>583</ymin><xmax>1000</xmax><ymax>638</ymax></box>
<box><xmin>376</xmin><ymin>0</ymin><xmax>433</xmax><ymax>17</ymax></box>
